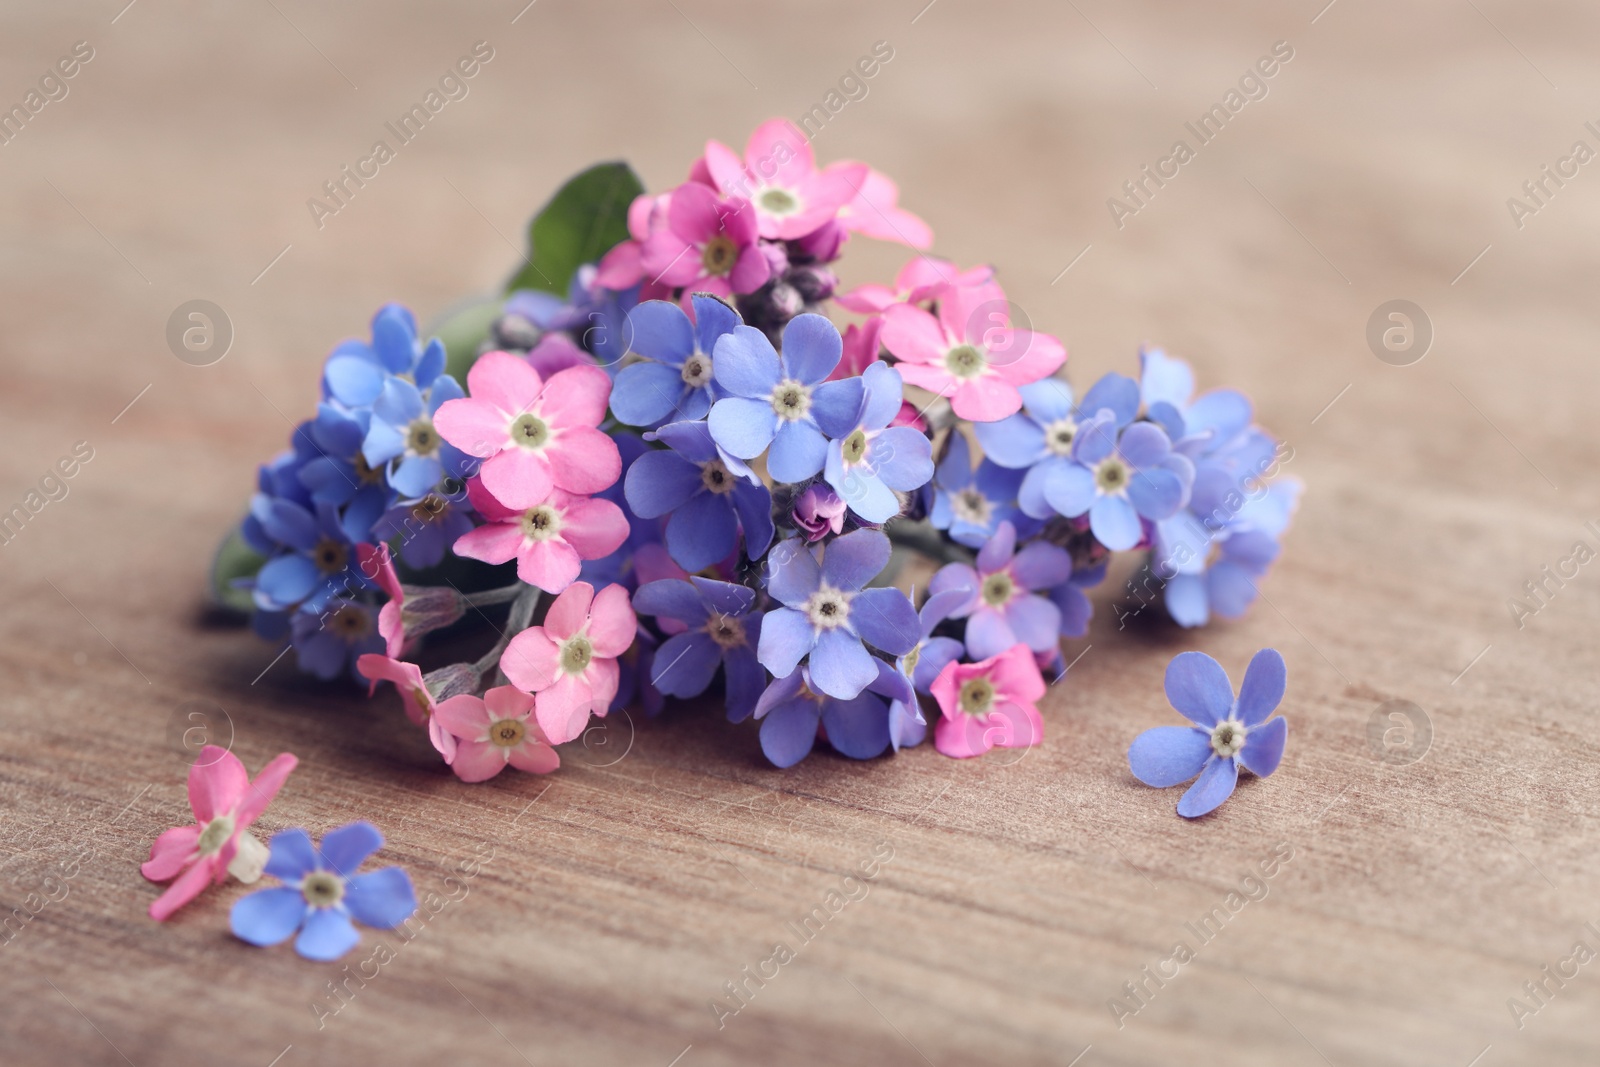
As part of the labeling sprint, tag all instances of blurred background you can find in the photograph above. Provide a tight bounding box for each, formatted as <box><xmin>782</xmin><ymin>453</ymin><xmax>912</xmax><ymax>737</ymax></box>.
<box><xmin>3</xmin><ymin>2</ymin><xmax>1599</xmax><ymax>1065</ymax></box>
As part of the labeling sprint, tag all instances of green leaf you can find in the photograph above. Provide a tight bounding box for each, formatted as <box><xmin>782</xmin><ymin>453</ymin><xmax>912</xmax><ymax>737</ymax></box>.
<box><xmin>210</xmin><ymin>527</ymin><xmax>266</xmax><ymax>615</ymax></box>
<box><xmin>430</xmin><ymin>295</ymin><xmax>504</xmax><ymax>386</ymax></box>
<box><xmin>505</xmin><ymin>161</ymin><xmax>643</xmax><ymax>296</ymax></box>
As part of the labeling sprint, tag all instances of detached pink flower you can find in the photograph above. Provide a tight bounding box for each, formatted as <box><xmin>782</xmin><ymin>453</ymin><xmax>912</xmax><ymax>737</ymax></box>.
<box><xmin>641</xmin><ymin>183</ymin><xmax>770</xmax><ymax>298</ymax></box>
<box><xmin>929</xmin><ymin>644</ymin><xmax>1047</xmax><ymax>759</ymax></box>
<box><xmin>141</xmin><ymin>746</ymin><xmax>298</xmax><ymax>921</ymax></box>
<box><xmin>452</xmin><ymin>477</ymin><xmax>628</xmax><ymax>594</ymax></box>
<box><xmin>500</xmin><ymin>581</ymin><xmax>636</xmax><ymax>744</ymax></box>
<box><xmin>356</xmin><ymin>653</ymin><xmax>459</xmax><ymax>762</ymax></box>
<box><xmin>434</xmin><ymin>686</ymin><xmax>560</xmax><ymax>783</ymax></box>
<box><xmin>829</xmin><ymin>163</ymin><xmax>932</xmax><ymax>249</ymax></box>
<box><xmin>703</xmin><ymin>119</ymin><xmax>867</xmax><ymax>240</ymax></box>
<box><xmin>881</xmin><ymin>280</ymin><xmax>1066</xmax><ymax>422</ymax></box>
<box><xmin>433</xmin><ymin>352</ymin><xmax>620</xmax><ymax>509</ymax></box>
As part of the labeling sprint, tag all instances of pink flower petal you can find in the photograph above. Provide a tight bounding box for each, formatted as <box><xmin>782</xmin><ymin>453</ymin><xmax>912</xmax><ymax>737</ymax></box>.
<box><xmin>187</xmin><ymin>747</ymin><xmax>247</xmax><ymax>823</ymax></box>
<box><xmin>466</xmin><ymin>476</ymin><xmax>517</xmax><ymax>521</ymax></box>
<box><xmin>516</xmin><ymin>537</ymin><xmax>582</xmax><ymax>594</ymax></box>
<box><xmin>880</xmin><ymin>303</ymin><xmax>947</xmax><ymax>365</ymax></box>
<box><xmin>640</xmin><ymin>230</ymin><xmax>702</xmax><ymax>287</ymax></box>
<box><xmin>449</xmin><ymin>740</ymin><xmax>509</xmax><ymax>783</ymax></box>
<box><xmin>466</xmin><ymin>350</ymin><xmax>544</xmax><ymax>416</ymax></box>
<box><xmin>543</xmin><ymin>426</ymin><xmax>621</xmax><ymax>496</ymax></box>
<box><xmin>148</xmin><ymin>856</ymin><xmax>217</xmax><ymax>921</ymax></box>
<box><xmin>933</xmin><ymin>713</ymin><xmax>993</xmax><ymax>759</ymax></box>
<box><xmin>895</xmin><ymin>362</ymin><xmax>957</xmax><ymax>398</ymax></box>
<box><xmin>535</xmin><ymin>674</ymin><xmax>596</xmax><ymax>744</ymax></box>
<box><xmin>746</xmin><ymin>119</ymin><xmax>814</xmax><ymax>187</ymax></box>
<box><xmin>501</xmin><ymin>627</ymin><xmax>562</xmax><ymax>693</ymax></box>
<box><xmin>703</xmin><ymin>138</ymin><xmax>749</xmax><ymax>198</ymax></box>
<box><xmin>543</xmin><ymin>581</ymin><xmax>595</xmax><ymax>640</ymax></box>
<box><xmin>586</xmin><ymin>656</ymin><xmax>621</xmax><ymax>711</ymax></box>
<box><xmin>667</xmin><ymin>180</ymin><xmax>722</xmax><ymax>242</ymax></box>
<box><xmin>433</xmin><ymin>396</ymin><xmax>511</xmax><ymax>459</ymax></box>
<box><xmin>507</xmin><ymin>741</ymin><xmax>560</xmax><ymax>776</ymax></box>
<box><xmin>980</xmin><ymin>701</ymin><xmax>1045</xmax><ymax>749</ymax></box>
<box><xmin>990</xmin><ymin>643</ymin><xmax>1048</xmax><ymax>704</ymax></box>
<box><xmin>539</xmin><ymin>364</ymin><xmax>614</xmax><ymax>429</ymax></box>
<box><xmin>987</xmin><ymin>329</ymin><xmax>1066</xmax><ymax>386</ymax></box>
<box><xmin>483</xmin><ymin>684</ymin><xmax>536</xmax><ymax>721</ymax></box>
<box><xmin>434</xmin><ymin>694</ymin><xmax>491</xmax><ymax>740</ymax></box>
<box><xmin>585</xmin><ymin>583</ymin><xmax>637</xmax><ymax>657</ymax></box>
<box><xmin>560</xmin><ymin>497</ymin><xmax>630</xmax><ymax>560</ymax></box>
<box><xmin>480</xmin><ymin>448</ymin><xmax>554</xmax><ymax>511</ymax></box>
<box><xmin>802</xmin><ymin>161</ymin><xmax>869</xmax><ymax>215</ymax></box>
<box><xmin>141</xmin><ymin>825</ymin><xmax>200</xmax><ymax>883</ymax></box>
<box><xmin>236</xmin><ymin>752</ymin><xmax>299</xmax><ymax>825</ymax></box>
<box><xmin>452</xmin><ymin>521</ymin><xmax>525</xmax><ymax>567</ymax></box>
<box><xmin>594</xmin><ymin>239</ymin><xmax>643</xmax><ymax>289</ymax></box>
<box><xmin>950</xmin><ymin>376</ymin><xmax>1023</xmax><ymax>422</ymax></box>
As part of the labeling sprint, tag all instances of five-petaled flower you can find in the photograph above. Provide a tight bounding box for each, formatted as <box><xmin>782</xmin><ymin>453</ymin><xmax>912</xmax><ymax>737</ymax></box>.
<box><xmin>822</xmin><ymin>360</ymin><xmax>934</xmax><ymax>524</ymax></box>
<box><xmin>230</xmin><ymin>822</ymin><xmax>416</xmax><ymax>961</ymax></box>
<box><xmin>928</xmin><ymin>520</ymin><xmax>1073</xmax><ymax>661</ymax></box>
<box><xmin>632</xmin><ymin>576</ymin><xmax>767</xmax><ymax>722</ymax></box>
<box><xmin>757</xmin><ymin>529</ymin><xmax>919</xmax><ymax>700</ymax></box>
<box><xmin>453</xmin><ymin>477</ymin><xmax>628</xmax><ymax>595</ymax></box>
<box><xmin>623</xmin><ymin>419</ymin><xmax>773</xmax><ymax>572</ymax></box>
<box><xmin>501</xmin><ymin>581</ymin><xmax>637</xmax><ymax>744</ymax></box>
<box><xmin>701</xmin><ymin>118</ymin><xmax>869</xmax><ymax>240</ymax></box>
<box><xmin>142</xmin><ymin>746</ymin><xmax>298</xmax><ymax>921</ymax></box>
<box><xmin>929</xmin><ymin>644</ymin><xmax>1047</xmax><ymax>759</ymax></box>
<box><xmin>640</xmin><ymin>185</ymin><xmax>770</xmax><ymax>301</ymax></box>
<box><xmin>432</xmin><ymin>351</ymin><xmax>620</xmax><ymax>510</ymax></box>
<box><xmin>1043</xmin><ymin>412</ymin><xmax>1194</xmax><ymax>552</ymax></box>
<box><xmin>434</xmin><ymin>686</ymin><xmax>561</xmax><ymax>783</ymax></box>
<box><xmin>1128</xmin><ymin>649</ymin><xmax>1288</xmax><ymax>818</ymax></box>
<box><xmin>610</xmin><ymin>295</ymin><xmax>742</xmax><ymax>429</ymax></box>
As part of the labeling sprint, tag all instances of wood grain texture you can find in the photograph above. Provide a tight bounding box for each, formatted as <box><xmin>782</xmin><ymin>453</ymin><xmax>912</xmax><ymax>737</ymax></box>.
<box><xmin>2</xmin><ymin>2</ymin><xmax>1599</xmax><ymax>1065</ymax></box>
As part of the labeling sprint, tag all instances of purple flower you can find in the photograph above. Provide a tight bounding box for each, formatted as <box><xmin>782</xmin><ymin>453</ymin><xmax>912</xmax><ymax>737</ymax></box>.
<box><xmin>231</xmin><ymin>822</ymin><xmax>415</xmax><ymax>961</ymax></box>
<box><xmin>792</xmin><ymin>483</ymin><xmax>846</xmax><ymax>542</ymax></box>
<box><xmin>290</xmin><ymin>597</ymin><xmax>383</xmax><ymax>681</ymax></box>
<box><xmin>973</xmin><ymin>373</ymin><xmax>1139</xmax><ymax>520</ymax></box>
<box><xmin>706</xmin><ymin>313</ymin><xmax>864</xmax><ymax>484</ymax></box>
<box><xmin>1128</xmin><ymin>649</ymin><xmax>1288</xmax><ymax>818</ymax></box>
<box><xmin>926</xmin><ymin>432</ymin><xmax>1039</xmax><ymax>550</ymax></box>
<box><xmin>582</xmin><ymin>433</ymin><xmax>664</xmax><ymax>590</ymax></box>
<box><xmin>610</xmin><ymin>295</ymin><xmax>741</xmax><ymax>428</ymax></box>
<box><xmin>633</xmin><ymin>577</ymin><xmax>766</xmax><ymax>722</ymax></box>
<box><xmin>1043</xmin><ymin>413</ymin><xmax>1194</xmax><ymax>552</ymax></box>
<box><xmin>753</xmin><ymin>661</ymin><xmax>912</xmax><ymax>768</ymax></box>
<box><xmin>370</xmin><ymin>492</ymin><xmax>477</xmax><ymax>570</ymax></box>
<box><xmin>928</xmin><ymin>521</ymin><xmax>1072</xmax><ymax>661</ymax></box>
<box><xmin>251</xmin><ymin>498</ymin><xmax>371</xmax><ymax>613</ymax></box>
<box><xmin>623</xmin><ymin>420</ymin><xmax>774</xmax><ymax>572</ymax></box>
<box><xmin>757</xmin><ymin>530</ymin><xmax>920</xmax><ymax>699</ymax></box>
<box><xmin>822</xmin><ymin>361</ymin><xmax>933</xmax><ymax>524</ymax></box>
<box><xmin>886</xmin><ymin>586</ymin><xmax>970</xmax><ymax>750</ymax></box>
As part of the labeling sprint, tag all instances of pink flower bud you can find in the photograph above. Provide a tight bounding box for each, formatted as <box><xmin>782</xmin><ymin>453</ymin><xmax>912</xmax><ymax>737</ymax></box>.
<box><xmin>793</xmin><ymin>484</ymin><xmax>847</xmax><ymax>542</ymax></box>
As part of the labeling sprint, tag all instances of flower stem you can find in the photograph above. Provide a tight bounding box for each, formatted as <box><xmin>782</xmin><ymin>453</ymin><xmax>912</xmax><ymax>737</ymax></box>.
<box><xmin>461</xmin><ymin>583</ymin><xmax>526</xmax><ymax>608</ymax></box>
<box><xmin>886</xmin><ymin>521</ymin><xmax>974</xmax><ymax>568</ymax></box>
<box><xmin>471</xmin><ymin>585</ymin><xmax>541</xmax><ymax>678</ymax></box>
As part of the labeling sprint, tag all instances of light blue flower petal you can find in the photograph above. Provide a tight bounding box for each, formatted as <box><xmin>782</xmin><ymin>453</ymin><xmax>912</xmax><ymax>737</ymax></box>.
<box><xmin>230</xmin><ymin>887</ymin><xmax>308</xmax><ymax>946</ymax></box>
<box><xmin>779</xmin><ymin>313</ymin><xmax>842</xmax><ymax>384</ymax></box>
<box><xmin>730</xmin><ymin>480</ymin><xmax>775</xmax><ymax>560</ymax></box>
<box><xmin>821</xmin><ymin>528</ymin><xmax>890</xmax><ymax>592</ymax></box>
<box><xmin>627</xmin><ymin>300</ymin><xmax>694</xmax><ymax>365</ymax></box>
<box><xmin>870</xmin><ymin>427</ymin><xmax>934</xmax><ymax>492</ymax></box>
<box><xmin>859</xmin><ymin>361</ymin><xmax>903</xmax><ymax>431</ymax></box>
<box><xmin>1186</xmin><ymin>388</ymin><xmax>1253</xmax><ymax>443</ymax></box>
<box><xmin>1127</xmin><ymin>466</ymin><xmax>1187</xmax><ymax>521</ymax></box>
<box><xmin>415</xmin><ymin>338</ymin><xmax>446</xmax><ymax>388</ymax></box>
<box><xmin>1238</xmin><ymin>715</ymin><xmax>1287</xmax><ymax>777</ymax></box>
<box><xmin>712</xmin><ymin>325</ymin><xmax>782</xmax><ymax>397</ymax></box>
<box><xmin>665</xmin><ymin>492</ymin><xmax>737</xmax><ymax>571</ymax></box>
<box><xmin>294</xmin><ymin>907</ymin><xmax>362</xmax><ymax>961</ymax></box>
<box><xmin>809</xmin><ymin>378</ymin><xmax>866</xmax><ymax>441</ymax></box>
<box><xmin>759</xmin><ymin>700</ymin><xmax>822</xmax><ymax>768</ymax></box>
<box><xmin>1236</xmin><ymin>648</ymin><xmax>1286</xmax><ymax>726</ymax></box>
<box><xmin>318</xmin><ymin>821</ymin><xmax>384</xmax><ymax>877</ymax></box>
<box><xmin>963</xmin><ymin>609</ymin><xmax>1017</xmax><ymax>661</ymax></box>
<box><xmin>390</xmin><ymin>455</ymin><xmax>441</xmax><ymax>498</ymax></box>
<box><xmin>915</xmin><ymin>636</ymin><xmax>965</xmax><ymax>693</ymax></box>
<box><xmin>343</xmin><ymin>868</ymin><xmax>416</xmax><ymax>930</ymax></box>
<box><xmin>1176</xmin><ymin>756</ymin><xmax>1239</xmax><ymax>818</ymax></box>
<box><xmin>1089</xmin><ymin>495</ymin><xmax>1143</xmax><ymax>551</ymax></box>
<box><xmin>652</xmin><ymin>631</ymin><xmax>723</xmax><ymax>698</ymax></box>
<box><xmin>1128</xmin><ymin>725</ymin><xmax>1212</xmax><ymax>787</ymax></box>
<box><xmin>324</xmin><ymin>355</ymin><xmax>385</xmax><ymax>407</ymax></box>
<box><xmin>756</xmin><ymin>607</ymin><xmax>817</xmax><ymax>678</ymax></box>
<box><xmin>1011</xmin><ymin>541</ymin><xmax>1071</xmax><ymax>591</ymax></box>
<box><xmin>255</xmin><ymin>554</ymin><xmax>322</xmax><ymax>609</ymax></box>
<box><xmin>707</xmin><ymin>396</ymin><xmax>778</xmax><ymax>460</ymax></box>
<box><xmin>691</xmin><ymin>294</ymin><xmax>740</xmax><ymax>355</ymax></box>
<box><xmin>361</xmin><ymin>418</ymin><xmax>407</xmax><ymax>467</ymax></box>
<box><xmin>832</xmin><ymin>463</ymin><xmax>899</xmax><ymax>524</ymax></box>
<box><xmin>373</xmin><ymin>377</ymin><xmax>424</xmax><ymax>427</ymax></box>
<box><xmin>611</xmin><ymin>362</ymin><xmax>686</xmax><ymax>427</ymax></box>
<box><xmin>1042</xmin><ymin>462</ymin><xmax>1095</xmax><ymax>519</ymax></box>
<box><xmin>633</xmin><ymin>579</ymin><xmax>711</xmax><ymax>627</ymax></box>
<box><xmin>851</xmin><ymin>587</ymin><xmax>920</xmax><ymax>656</ymax></box>
<box><xmin>623</xmin><ymin>449</ymin><xmax>701</xmax><ymax>519</ymax></box>
<box><xmin>1071</xmin><ymin>413</ymin><xmax>1118</xmax><ymax>465</ymax></box>
<box><xmin>1019</xmin><ymin>377</ymin><xmax>1074</xmax><ymax>422</ymax></box>
<box><xmin>1139</xmin><ymin>347</ymin><xmax>1193</xmax><ymax>409</ymax></box>
<box><xmin>767</xmin><ymin>537</ymin><xmax>822</xmax><ymax>606</ymax></box>
<box><xmin>768</xmin><ymin>420</ymin><xmax>828</xmax><ymax>483</ymax></box>
<box><xmin>1164</xmin><ymin>573</ymin><xmax>1210</xmax><ymax>627</ymax></box>
<box><xmin>974</xmin><ymin>414</ymin><xmax>1045</xmax><ymax>469</ymax></box>
<box><xmin>1016</xmin><ymin>460</ymin><xmax>1056</xmax><ymax>519</ymax></box>
<box><xmin>1164</xmin><ymin>650</ymin><xmax>1233</xmax><ymax>726</ymax></box>
<box><xmin>821</xmin><ymin>692</ymin><xmax>891</xmax><ymax>760</ymax></box>
<box><xmin>808</xmin><ymin>628</ymin><xmax>877</xmax><ymax>699</ymax></box>
<box><xmin>1209</xmin><ymin>561</ymin><xmax>1262</xmax><ymax>619</ymax></box>
<box><xmin>1079</xmin><ymin>372</ymin><xmax>1140</xmax><ymax>427</ymax></box>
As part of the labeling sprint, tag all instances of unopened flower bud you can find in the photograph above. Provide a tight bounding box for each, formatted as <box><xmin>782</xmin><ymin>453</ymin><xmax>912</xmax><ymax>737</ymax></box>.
<box><xmin>793</xmin><ymin>483</ymin><xmax>847</xmax><ymax>542</ymax></box>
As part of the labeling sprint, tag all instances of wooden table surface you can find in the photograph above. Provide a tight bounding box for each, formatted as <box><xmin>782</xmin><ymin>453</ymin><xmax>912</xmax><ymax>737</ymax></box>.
<box><xmin>3</xmin><ymin>2</ymin><xmax>1598</xmax><ymax>1064</ymax></box>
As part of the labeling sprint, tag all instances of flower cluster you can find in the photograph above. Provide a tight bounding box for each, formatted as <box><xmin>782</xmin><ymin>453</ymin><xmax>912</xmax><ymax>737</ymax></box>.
<box><xmin>221</xmin><ymin>117</ymin><xmax>1300</xmax><ymax>778</ymax></box>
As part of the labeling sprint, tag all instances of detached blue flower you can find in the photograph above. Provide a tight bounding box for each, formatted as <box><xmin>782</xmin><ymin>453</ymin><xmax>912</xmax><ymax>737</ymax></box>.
<box><xmin>707</xmin><ymin>313</ymin><xmax>864</xmax><ymax>484</ymax></box>
<box><xmin>823</xmin><ymin>361</ymin><xmax>934</xmax><ymax>523</ymax></box>
<box><xmin>1128</xmin><ymin>649</ymin><xmax>1288</xmax><ymax>818</ymax></box>
<box><xmin>926</xmin><ymin>432</ymin><xmax>1038</xmax><ymax>549</ymax></box>
<box><xmin>611</xmin><ymin>295</ymin><xmax>741</xmax><ymax>427</ymax></box>
<box><xmin>624</xmin><ymin>420</ymin><xmax>773</xmax><ymax>572</ymax></box>
<box><xmin>973</xmin><ymin>373</ymin><xmax>1139</xmax><ymax>520</ymax></box>
<box><xmin>758</xmin><ymin>530</ymin><xmax>919</xmax><ymax>700</ymax></box>
<box><xmin>231</xmin><ymin>822</ymin><xmax>416</xmax><ymax>961</ymax></box>
<box><xmin>633</xmin><ymin>576</ymin><xmax>766</xmax><ymax>722</ymax></box>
